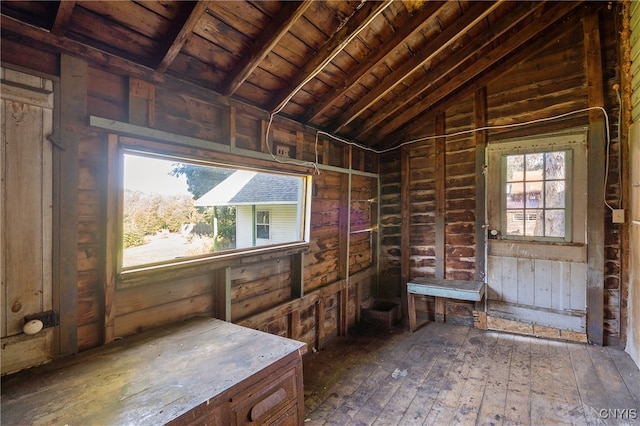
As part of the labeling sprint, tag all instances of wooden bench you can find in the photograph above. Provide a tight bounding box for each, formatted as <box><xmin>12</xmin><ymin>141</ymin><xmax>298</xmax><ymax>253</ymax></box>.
<box><xmin>407</xmin><ymin>277</ymin><xmax>485</xmax><ymax>331</ymax></box>
<box><xmin>1</xmin><ymin>317</ymin><xmax>307</xmax><ymax>425</ymax></box>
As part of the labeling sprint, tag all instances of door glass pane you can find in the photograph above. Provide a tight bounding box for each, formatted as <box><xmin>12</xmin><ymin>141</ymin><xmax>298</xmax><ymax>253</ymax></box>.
<box><xmin>545</xmin><ymin>151</ymin><xmax>566</xmax><ymax>179</ymax></box>
<box><xmin>526</xmin><ymin>209</ymin><xmax>544</xmax><ymax>236</ymax></box>
<box><xmin>545</xmin><ymin>210</ymin><xmax>565</xmax><ymax>237</ymax></box>
<box><xmin>526</xmin><ymin>153</ymin><xmax>543</xmax><ymax>172</ymax></box>
<box><xmin>506</xmin><ymin>210</ymin><xmax>525</xmax><ymax>236</ymax></box>
<box><xmin>545</xmin><ymin>181</ymin><xmax>565</xmax><ymax>208</ymax></box>
<box><xmin>506</xmin><ymin>155</ymin><xmax>524</xmax><ymax>181</ymax></box>
<box><xmin>506</xmin><ymin>182</ymin><xmax>524</xmax><ymax>208</ymax></box>
<box><xmin>525</xmin><ymin>183</ymin><xmax>543</xmax><ymax>208</ymax></box>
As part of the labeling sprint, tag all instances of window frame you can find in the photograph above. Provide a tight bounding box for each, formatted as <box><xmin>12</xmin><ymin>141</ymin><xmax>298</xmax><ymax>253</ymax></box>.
<box><xmin>255</xmin><ymin>209</ymin><xmax>271</xmax><ymax>241</ymax></box>
<box><xmin>116</xmin><ymin>144</ymin><xmax>312</xmax><ymax>276</ymax></box>
<box><xmin>500</xmin><ymin>148</ymin><xmax>573</xmax><ymax>243</ymax></box>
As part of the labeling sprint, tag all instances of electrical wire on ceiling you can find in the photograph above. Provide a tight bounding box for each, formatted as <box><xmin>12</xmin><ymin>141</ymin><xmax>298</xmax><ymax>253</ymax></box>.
<box><xmin>318</xmin><ymin>105</ymin><xmax>624</xmax><ymax>212</ymax></box>
<box><xmin>263</xmin><ymin>1</ymin><xmax>390</xmax><ymax>174</ymax></box>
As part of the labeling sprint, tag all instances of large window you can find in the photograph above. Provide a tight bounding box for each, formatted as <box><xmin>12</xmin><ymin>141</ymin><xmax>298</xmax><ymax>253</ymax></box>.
<box><xmin>502</xmin><ymin>149</ymin><xmax>572</xmax><ymax>241</ymax></box>
<box><xmin>121</xmin><ymin>151</ymin><xmax>310</xmax><ymax>270</ymax></box>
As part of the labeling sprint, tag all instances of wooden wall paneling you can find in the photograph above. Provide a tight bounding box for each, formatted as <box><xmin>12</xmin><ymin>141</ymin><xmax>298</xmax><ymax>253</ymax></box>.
<box><xmin>103</xmin><ymin>134</ymin><xmax>118</xmax><ymax>344</ymax></box>
<box><xmin>338</xmin><ymin>147</ymin><xmax>352</xmax><ymax>335</ymax></box>
<box><xmin>222</xmin><ymin>106</ymin><xmax>236</xmax><ymax>148</ymax></box>
<box><xmin>474</xmin><ymin>88</ymin><xmax>488</xmax><ymax>286</ymax></box>
<box><xmin>400</xmin><ymin>145</ymin><xmax>410</xmax><ymax>320</ymax></box>
<box><xmin>435</xmin><ymin>112</ymin><xmax>446</xmax><ymax>280</ymax></box>
<box><xmin>315</xmin><ymin>298</ymin><xmax>326</xmax><ymax>350</ymax></box>
<box><xmin>291</xmin><ymin>252</ymin><xmax>303</xmax><ymax>299</ymax></box>
<box><xmin>214</xmin><ymin>267</ymin><xmax>231</xmax><ymax>322</ymax></box>
<box><xmin>583</xmin><ymin>12</ymin><xmax>606</xmax><ymax>345</ymax></box>
<box><xmin>128</xmin><ymin>78</ymin><xmax>155</xmax><ymax>127</ymax></box>
<box><xmin>475</xmin><ymin>87</ymin><xmax>488</xmax><ymax>314</ymax></box>
<box><xmin>54</xmin><ymin>54</ymin><xmax>85</xmax><ymax>357</ymax></box>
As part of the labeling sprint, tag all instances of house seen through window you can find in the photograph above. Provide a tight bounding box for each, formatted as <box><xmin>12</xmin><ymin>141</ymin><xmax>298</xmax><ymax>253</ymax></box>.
<box><xmin>503</xmin><ymin>150</ymin><xmax>570</xmax><ymax>240</ymax></box>
<box><xmin>121</xmin><ymin>151</ymin><xmax>309</xmax><ymax>269</ymax></box>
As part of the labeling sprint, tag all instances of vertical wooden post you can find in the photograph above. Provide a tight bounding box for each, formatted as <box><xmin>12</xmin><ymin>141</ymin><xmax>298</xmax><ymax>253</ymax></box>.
<box><xmin>291</xmin><ymin>252</ymin><xmax>303</xmax><ymax>299</ymax></box>
<box><xmin>315</xmin><ymin>299</ymin><xmax>326</xmax><ymax>350</ymax></box>
<box><xmin>583</xmin><ymin>13</ymin><xmax>606</xmax><ymax>345</ymax></box>
<box><xmin>400</xmin><ymin>146</ymin><xmax>411</xmax><ymax>322</ymax></box>
<box><xmin>222</xmin><ymin>106</ymin><xmax>236</xmax><ymax>148</ymax></box>
<box><xmin>474</xmin><ymin>88</ymin><xmax>488</xmax><ymax>286</ymax></box>
<box><xmin>128</xmin><ymin>78</ymin><xmax>155</xmax><ymax>127</ymax></box>
<box><xmin>338</xmin><ymin>146</ymin><xmax>352</xmax><ymax>335</ymax></box>
<box><xmin>214</xmin><ymin>267</ymin><xmax>231</xmax><ymax>322</ymax></box>
<box><xmin>54</xmin><ymin>54</ymin><xmax>84</xmax><ymax>356</ymax></box>
<box><xmin>435</xmin><ymin>112</ymin><xmax>446</xmax><ymax>280</ymax></box>
<box><xmin>103</xmin><ymin>135</ymin><xmax>118</xmax><ymax>344</ymax></box>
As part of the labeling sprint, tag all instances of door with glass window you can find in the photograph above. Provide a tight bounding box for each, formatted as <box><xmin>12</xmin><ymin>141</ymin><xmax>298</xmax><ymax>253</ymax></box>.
<box><xmin>486</xmin><ymin>130</ymin><xmax>588</xmax><ymax>332</ymax></box>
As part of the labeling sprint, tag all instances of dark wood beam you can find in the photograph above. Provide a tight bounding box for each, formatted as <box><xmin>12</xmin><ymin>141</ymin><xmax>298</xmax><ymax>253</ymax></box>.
<box><xmin>51</xmin><ymin>1</ymin><xmax>75</xmax><ymax>36</ymax></box>
<box><xmin>155</xmin><ymin>1</ymin><xmax>210</xmax><ymax>73</ymax></box>
<box><xmin>266</xmin><ymin>0</ymin><xmax>392</xmax><ymax>114</ymax></box>
<box><xmin>221</xmin><ymin>1</ymin><xmax>312</xmax><ymax>97</ymax></box>
<box><xmin>583</xmin><ymin>11</ymin><xmax>605</xmax><ymax>345</ymax></box>
<box><xmin>435</xmin><ymin>112</ymin><xmax>446</xmax><ymax>280</ymax></box>
<box><xmin>356</xmin><ymin>0</ymin><xmax>568</xmax><ymax>141</ymax></box>
<box><xmin>327</xmin><ymin>1</ymin><xmax>505</xmax><ymax>134</ymax></box>
<box><xmin>474</xmin><ymin>87</ymin><xmax>488</xmax><ymax>284</ymax></box>
<box><xmin>302</xmin><ymin>1</ymin><xmax>448</xmax><ymax>124</ymax></box>
<box><xmin>375</xmin><ymin>3</ymin><xmax>591</xmax><ymax>150</ymax></box>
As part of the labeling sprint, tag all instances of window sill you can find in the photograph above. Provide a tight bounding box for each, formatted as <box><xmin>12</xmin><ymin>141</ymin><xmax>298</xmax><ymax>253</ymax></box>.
<box><xmin>117</xmin><ymin>242</ymin><xmax>309</xmax><ymax>289</ymax></box>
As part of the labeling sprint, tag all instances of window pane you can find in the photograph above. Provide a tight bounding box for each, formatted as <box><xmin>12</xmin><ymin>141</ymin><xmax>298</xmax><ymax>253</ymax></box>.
<box><xmin>526</xmin><ymin>209</ymin><xmax>544</xmax><ymax>236</ymax></box>
<box><xmin>506</xmin><ymin>182</ymin><xmax>524</xmax><ymax>208</ymax></box>
<box><xmin>525</xmin><ymin>153</ymin><xmax>543</xmax><ymax>173</ymax></box>
<box><xmin>545</xmin><ymin>181</ymin><xmax>565</xmax><ymax>208</ymax></box>
<box><xmin>506</xmin><ymin>210</ymin><xmax>524</xmax><ymax>236</ymax></box>
<box><xmin>545</xmin><ymin>210</ymin><xmax>565</xmax><ymax>237</ymax></box>
<box><xmin>122</xmin><ymin>152</ymin><xmax>307</xmax><ymax>269</ymax></box>
<box><xmin>525</xmin><ymin>183</ymin><xmax>543</xmax><ymax>208</ymax></box>
<box><xmin>506</xmin><ymin>155</ymin><xmax>524</xmax><ymax>182</ymax></box>
<box><xmin>501</xmin><ymin>148</ymin><xmax>570</xmax><ymax>241</ymax></box>
<box><xmin>545</xmin><ymin>151</ymin><xmax>566</xmax><ymax>179</ymax></box>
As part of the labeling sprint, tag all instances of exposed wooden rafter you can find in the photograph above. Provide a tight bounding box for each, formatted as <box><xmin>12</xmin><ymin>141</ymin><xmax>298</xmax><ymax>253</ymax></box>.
<box><xmin>301</xmin><ymin>1</ymin><xmax>448</xmax><ymax>124</ymax></box>
<box><xmin>221</xmin><ymin>1</ymin><xmax>313</xmax><ymax>97</ymax></box>
<box><xmin>326</xmin><ymin>0</ymin><xmax>507</xmax><ymax>135</ymax></box>
<box><xmin>266</xmin><ymin>0</ymin><xmax>393</xmax><ymax>114</ymax></box>
<box><xmin>155</xmin><ymin>1</ymin><xmax>211</xmax><ymax>72</ymax></box>
<box><xmin>51</xmin><ymin>1</ymin><xmax>75</xmax><ymax>36</ymax></box>
<box><xmin>360</xmin><ymin>1</ymin><xmax>582</xmax><ymax>142</ymax></box>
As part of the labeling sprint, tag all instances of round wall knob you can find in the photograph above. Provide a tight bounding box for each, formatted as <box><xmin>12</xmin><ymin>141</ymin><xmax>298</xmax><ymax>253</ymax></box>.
<box><xmin>23</xmin><ymin>319</ymin><xmax>44</xmax><ymax>335</ymax></box>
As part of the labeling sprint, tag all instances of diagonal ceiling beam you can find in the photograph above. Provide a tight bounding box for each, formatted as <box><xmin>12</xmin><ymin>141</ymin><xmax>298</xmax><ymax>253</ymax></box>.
<box><xmin>155</xmin><ymin>1</ymin><xmax>211</xmax><ymax>73</ymax></box>
<box><xmin>266</xmin><ymin>0</ymin><xmax>393</xmax><ymax>114</ymax></box>
<box><xmin>373</xmin><ymin>2</ymin><xmax>592</xmax><ymax>150</ymax></box>
<box><xmin>302</xmin><ymin>0</ymin><xmax>448</xmax><ymax>124</ymax></box>
<box><xmin>359</xmin><ymin>1</ymin><xmax>582</xmax><ymax>142</ymax></box>
<box><xmin>221</xmin><ymin>1</ymin><xmax>313</xmax><ymax>97</ymax></box>
<box><xmin>51</xmin><ymin>1</ymin><xmax>75</xmax><ymax>36</ymax></box>
<box><xmin>327</xmin><ymin>0</ymin><xmax>505</xmax><ymax>134</ymax></box>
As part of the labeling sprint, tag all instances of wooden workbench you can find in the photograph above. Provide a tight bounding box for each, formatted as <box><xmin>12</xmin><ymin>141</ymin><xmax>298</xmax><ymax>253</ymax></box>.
<box><xmin>1</xmin><ymin>317</ymin><xmax>307</xmax><ymax>425</ymax></box>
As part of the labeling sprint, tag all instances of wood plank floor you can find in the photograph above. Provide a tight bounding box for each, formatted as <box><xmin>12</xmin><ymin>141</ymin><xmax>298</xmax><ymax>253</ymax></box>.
<box><xmin>303</xmin><ymin>321</ymin><xmax>640</xmax><ymax>425</ymax></box>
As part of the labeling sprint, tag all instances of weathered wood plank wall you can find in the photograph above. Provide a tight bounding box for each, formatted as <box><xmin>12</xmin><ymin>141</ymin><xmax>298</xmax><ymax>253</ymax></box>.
<box><xmin>379</xmin><ymin>7</ymin><xmax>625</xmax><ymax>342</ymax></box>
<box><xmin>2</xmin><ymin>37</ymin><xmax>377</xmax><ymax>354</ymax></box>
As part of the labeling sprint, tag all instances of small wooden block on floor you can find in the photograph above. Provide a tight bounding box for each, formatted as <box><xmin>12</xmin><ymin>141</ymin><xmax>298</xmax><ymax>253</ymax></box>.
<box><xmin>407</xmin><ymin>278</ymin><xmax>485</xmax><ymax>331</ymax></box>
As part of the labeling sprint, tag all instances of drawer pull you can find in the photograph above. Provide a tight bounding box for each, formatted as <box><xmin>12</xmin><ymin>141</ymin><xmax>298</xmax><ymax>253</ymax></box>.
<box><xmin>250</xmin><ymin>388</ymin><xmax>287</xmax><ymax>422</ymax></box>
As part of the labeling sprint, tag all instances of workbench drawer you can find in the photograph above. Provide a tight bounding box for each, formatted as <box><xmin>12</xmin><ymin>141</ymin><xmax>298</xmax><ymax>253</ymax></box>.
<box><xmin>230</xmin><ymin>364</ymin><xmax>299</xmax><ymax>425</ymax></box>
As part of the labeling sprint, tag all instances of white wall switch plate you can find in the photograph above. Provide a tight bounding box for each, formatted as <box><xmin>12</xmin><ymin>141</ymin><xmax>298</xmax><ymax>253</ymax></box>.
<box><xmin>612</xmin><ymin>209</ymin><xmax>625</xmax><ymax>223</ymax></box>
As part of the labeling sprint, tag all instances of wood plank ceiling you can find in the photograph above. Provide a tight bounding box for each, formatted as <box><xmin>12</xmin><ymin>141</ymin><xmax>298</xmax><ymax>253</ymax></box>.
<box><xmin>1</xmin><ymin>0</ymin><xmax>589</xmax><ymax>150</ymax></box>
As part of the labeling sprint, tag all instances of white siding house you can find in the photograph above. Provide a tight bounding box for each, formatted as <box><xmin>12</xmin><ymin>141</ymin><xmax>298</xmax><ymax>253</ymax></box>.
<box><xmin>194</xmin><ymin>170</ymin><xmax>303</xmax><ymax>249</ymax></box>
